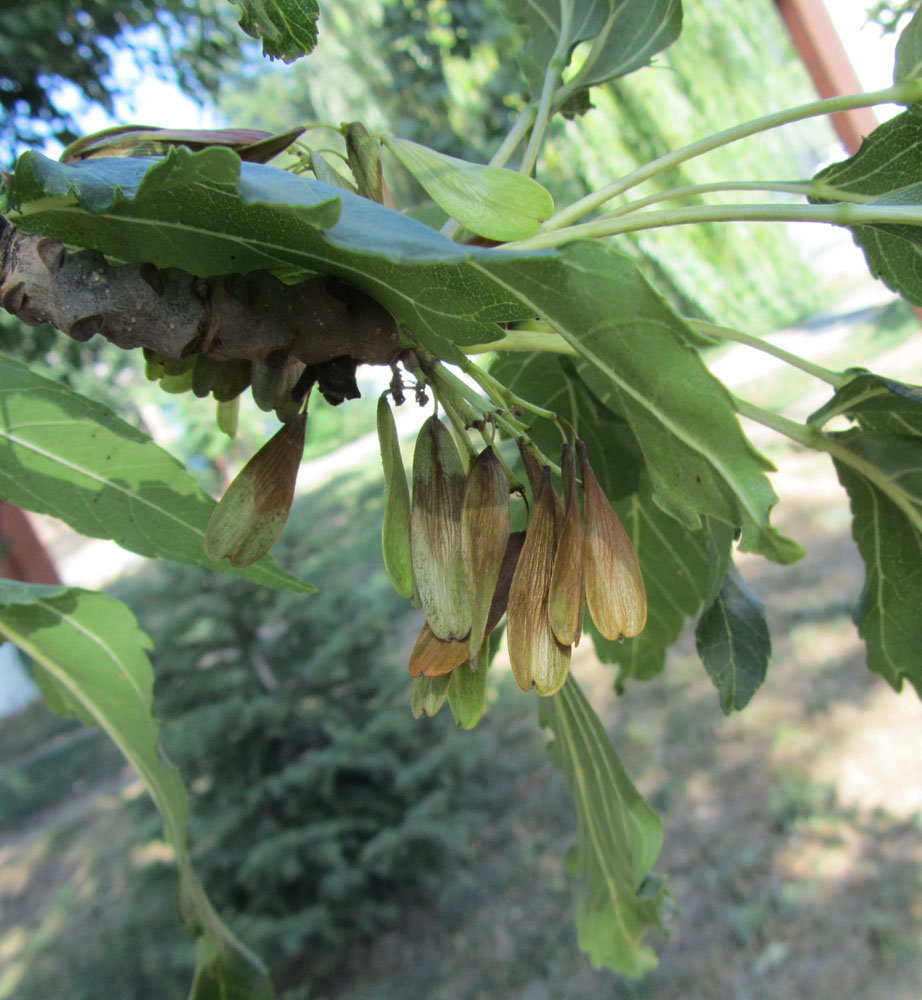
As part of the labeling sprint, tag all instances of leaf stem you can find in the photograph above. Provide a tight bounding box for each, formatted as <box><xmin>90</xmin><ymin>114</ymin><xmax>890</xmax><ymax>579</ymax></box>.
<box><xmin>464</xmin><ymin>330</ymin><xmax>578</xmax><ymax>355</ymax></box>
<box><xmin>459</xmin><ymin>357</ymin><xmax>561</xmax><ymax>423</ymax></box>
<box><xmin>731</xmin><ymin>395</ymin><xmax>818</xmax><ymax>448</ymax></box>
<box><xmin>688</xmin><ymin>319</ymin><xmax>846</xmax><ymax>387</ymax></box>
<box><xmin>734</xmin><ymin>394</ymin><xmax>922</xmax><ymax>531</ymax></box>
<box><xmin>519</xmin><ymin>1</ymin><xmax>575</xmax><ymax>177</ymax></box>
<box><xmin>543</xmin><ymin>79</ymin><xmax>922</xmax><ymax>231</ymax></box>
<box><xmin>439</xmin><ymin>392</ymin><xmax>479</xmax><ymax>461</ymax></box>
<box><xmin>507</xmin><ymin>199</ymin><xmax>922</xmax><ymax>249</ymax></box>
<box><xmin>603</xmin><ymin>179</ymin><xmax>877</xmax><ymax>217</ymax></box>
<box><xmin>555</xmin><ymin>7</ymin><xmax>617</xmax><ymax>104</ymax></box>
<box><xmin>489</xmin><ymin>105</ymin><xmax>539</xmax><ymax>170</ymax></box>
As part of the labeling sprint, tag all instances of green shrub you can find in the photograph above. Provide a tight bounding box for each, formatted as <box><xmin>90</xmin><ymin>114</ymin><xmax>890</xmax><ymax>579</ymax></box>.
<box><xmin>111</xmin><ymin>469</ymin><xmax>504</xmax><ymax>995</ymax></box>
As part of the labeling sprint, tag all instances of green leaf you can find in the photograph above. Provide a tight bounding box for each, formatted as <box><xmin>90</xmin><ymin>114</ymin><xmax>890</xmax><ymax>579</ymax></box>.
<box><xmin>383</xmin><ymin>136</ymin><xmax>554</xmax><ymax>241</ymax></box>
<box><xmin>695</xmin><ymin>564</ymin><xmax>771</xmax><ymax>714</ymax></box>
<box><xmin>0</xmin><ymin>582</ymin><xmax>275</xmax><ymax>998</ymax></box>
<box><xmin>229</xmin><ymin>0</ymin><xmax>319</xmax><ymax>63</ymax></box>
<box><xmin>0</xmin><ymin>578</ymin><xmax>70</xmax><ymax>605</ymax></box>
<box><xmin>0</xmin><ymin>353</ymin><xmax>312</xmax><ymax>593</ymax></box>
<box><xmin>564</xmin><ymin>0</ymin><xmax>683</xmax><ymax>95</ymax></box>
<box><xmin>539</xmin><ymin>676</ymin><xmax>667</xmax><ymax>977</ymax></box>
<box><xmin>809</xmin><ymin>369</ymin><xmax>922</xmax><ymax>436</ymax></box>
<box><xmin>503</xmin><ymin>0</ymin><xmax>609</xmax><ymax>96</ymax></box>
<box><xmin>895</xmin><ymin>6</ymin><xmax>922</xmax><ymax>82</ymax></box>
<box><xmin>812</xmin><ymin>109</ymin><xmax>922</xmax><ymax>304</ymax></box>
<box><xmin>8</xmin><ymin>149</ymin><xmax>539</xmax><ymax>363</ymax></box>
<box><xmin>477</xmin><ymin>242</ymin><xmax>802</xmax><ymax>563</ymax></box>
<box><xmin>504</xmin><ymin>0</ymin><xmax>680</xmax><ymax>103</ymax></box>
<box><xmin>824</xmin><ymin>429</ymin><xmax>922</xmax><ymax>695</ymax></box>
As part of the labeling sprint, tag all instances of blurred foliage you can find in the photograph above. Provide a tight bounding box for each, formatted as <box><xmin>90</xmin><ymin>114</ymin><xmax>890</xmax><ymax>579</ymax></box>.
<box><xmin>0</xmin><ymin>726</ymin><xmax>124</xmax><ymax>830</ymax></box>
<box><xmin>867</xmin><ymin>1</ymin><xmax>919</xmax><ymax>32</ymax></box>
<box><xmin>0</xmin><ymin>0</ymin><xmax>239</xmax><ymax>159</ymax></box>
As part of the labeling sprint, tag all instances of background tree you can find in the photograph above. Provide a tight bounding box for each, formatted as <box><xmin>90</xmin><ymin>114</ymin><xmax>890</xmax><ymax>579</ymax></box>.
<box><xmin>0</xmin><ymin>0</ymin><xmax>238</xmax><ymax>156</ymax></box>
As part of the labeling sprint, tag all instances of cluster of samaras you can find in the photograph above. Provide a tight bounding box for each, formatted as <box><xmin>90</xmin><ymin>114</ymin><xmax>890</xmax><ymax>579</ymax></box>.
<box><xmin>383</xmin><ymin>407</ymin><xmax>647</xmax><ymax>698</ymax></box>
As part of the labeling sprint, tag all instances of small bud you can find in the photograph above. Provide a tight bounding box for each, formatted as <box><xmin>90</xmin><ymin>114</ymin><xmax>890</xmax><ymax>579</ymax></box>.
<box><xmin>192</xmin><ymin>355</ymin><xmax>251</xmax><ymax>402</ymax></box>
<box><xmin>578</xmin><ymin>440</ymin><xmax>647</xmax><ymax>640</ymax></box>
<box><xmin>204</xmin><ymin>414</ymin><xmax>306</xmax><ymax>566</ymax></box>
<box><xmin>344</xmin><ymin>121</ymin><xmax>392</xmax><ymax>205</ymax></box>
<box><xmin>410</xmin><ymin>416</ymin><xmax>472</xmax><ymax>641</ymax></box>
<box><xmin>461</xmin><ymin>447</ymin><xmax>510</xmax><ymax>660</ymax></box>
<box><xmin>548</xmin><ymin>444</ymin><xmax>585</xmax><ymax>646</ymax></box>
<box><xmin>506</xmin><ymin>468</ymin><xmax>571</xmax><ymax>696</ymax></box>
<box><xmin>251</xmin><ymin>357</ymin><xmax>305</xmax><ymax>413</ymax></box>
<box><xmin>377</xmin><ymin>394</ymin><xmax>417</xmax><ymax>603</ymax></box>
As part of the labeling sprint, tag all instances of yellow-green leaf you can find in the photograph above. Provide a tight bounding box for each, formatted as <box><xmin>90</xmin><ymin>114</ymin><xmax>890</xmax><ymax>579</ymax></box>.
<box><xmin>383</xmin><ymin>136</ymin><xmax>554</xmax><ymax>242</ymax></box>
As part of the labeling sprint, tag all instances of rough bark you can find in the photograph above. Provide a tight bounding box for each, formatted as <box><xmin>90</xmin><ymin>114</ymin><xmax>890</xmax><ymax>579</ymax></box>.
<box><xmin>0</xmin><ymin>214</ymin><xmax>400</xmax><ymax>368</ymax></box>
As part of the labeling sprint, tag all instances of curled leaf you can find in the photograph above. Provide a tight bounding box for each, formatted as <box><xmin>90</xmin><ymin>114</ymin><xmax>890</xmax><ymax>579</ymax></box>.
<box><xmin>60</xmin><ymin>125</ymin><xmax>305</xmax><ymax>163</ymax></box>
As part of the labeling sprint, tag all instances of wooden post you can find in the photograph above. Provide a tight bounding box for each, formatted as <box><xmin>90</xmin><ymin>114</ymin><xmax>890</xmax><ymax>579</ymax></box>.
<box><xmin>776</xmin><ymin>0</ymin><xmax>880</xmax><ymax>153</ymax></box>
<box><xmin>0</xmin><ymin>503</ymin><xmax>61</xmax><ymax>585</ymax></box>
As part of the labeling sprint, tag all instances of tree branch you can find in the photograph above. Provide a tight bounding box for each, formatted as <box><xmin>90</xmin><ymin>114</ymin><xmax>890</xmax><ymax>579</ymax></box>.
<box><xmin>0</xmin><ymin>214</ymin><xmax>400</xmax><ymax>368</ymax></box>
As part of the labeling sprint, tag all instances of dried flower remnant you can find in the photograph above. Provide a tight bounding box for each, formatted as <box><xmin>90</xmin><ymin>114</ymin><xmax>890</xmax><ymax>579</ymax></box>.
<box><xmin>548</xmin><ymin>443</ymin><xmax>585</xmax><ymax>647</ymax></box>
<box><xmin>461</xmin><ymin>446</ymin><xmax>510</xmax><ymax>661</ymax></box>
<box><xmin>578</xmin><ymin>440</ymin><xmax>647</xmax><ymax>640</ymax></box>
<box><xmin>204</xmin><ymin>413</ymin><xmax>307</xmax><ymax>567</ymax></box>
<box><xmin>507</xmin><ymin>467</ymin><xmax>571</xmax><ymax>696</ymax></box>
<box><xmin>410</xmin><ymin>415</ymin><xmax>472</xmax><ymax>641</ymax></box>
